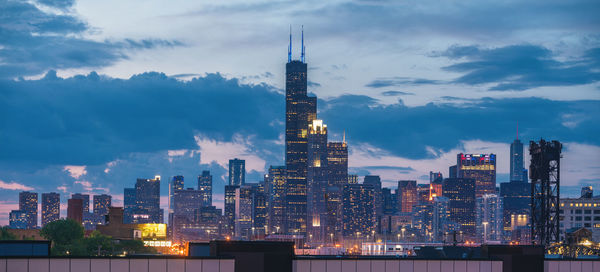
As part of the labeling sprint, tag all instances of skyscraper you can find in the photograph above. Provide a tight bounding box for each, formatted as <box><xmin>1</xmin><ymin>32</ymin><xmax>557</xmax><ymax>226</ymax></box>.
<box><xmin>457</xmin><ymin>153</ymin><xmax>497</xmax><ymax>198</ymax></box>
<box><xmin>307</xmin><ymin>119</ymin><xmax>328</xmax><ymax>239</ymax></box>
<box><xmin>229</xmin><ymin>159</ymin><xmax>245</xmax><ymax>186</ymax></box>
<box><xmin>342</xmin><ymin>183</ymin><xmax>376</xmax><ymax>237</ymax></box>
<box><xmin>224</xmin><ymin>185</ymin><xmax>239</xmax><ymax>237</ymax></box>
<box><xmin>326</xmin><ymin>141</ymin><xmax>348</xmax><ymax>239</ymax></box>
<box><xmin>169</xmin><ymin>175</ymin><xmax>185</xmax><ymax>230</ymax></box>
<box><xmin>500</xmin><ymin>180</ymin><xmax>530</xmax><ymax>240</ymax></box>
<box><xmin>41</xmin><ymin>192</ymin><xmax>60</xmax><ymax>226</ymax></box>
<box><xmin>510</xmin><ymin>133</ymin><xmax>526</xmax><ymax>182</ymax></box>
<box><xmin>442</xmin><ymin>178</ymin><xmax>476</xmax><ymax>239</ymax></box>
<box><xmin>397</xmin><ymin>180</ymin><xmax>417</xmax><ymax>213</ymax></box>
<box><xmin>198</xmin><ymin>171</ymin><xmax>213</xmax><ymax>206</ymax></box>
<box><xmin>267</xmin><ymin>166</ymin><xmax>286</xmax><ymax>234</ymax></box>
<box><xmin>71</xmin><ymin>193</ymin><xmax>90</xmax><ymax>213</ymax></box>
<box><xmin>19</xmin><ymin>191</ymin><xmax>38</xmax><ymax>229</ymax></box>
<box><xmin>235</xmin><ymin>185</ymin><xmax>254</xmax><ymax>239</ymax></box>
<box><xmin>134</xmin><ymin>176</ymin><xmax>161</xmax><ymax>223</ymax></box>
<box><xmin>93</xmin><ymin>194</ymin><xmax>112</xmax><ymax>216</ymax></box>
<box><xmin>285</xmin><ymin>29</ymin><xmax>316</xmax><ymax>236</ymax></box>
<box><xmin>67</xmin><ymin>198</ymin><xmax>83</xmax><ymax>223</ymax></box>
<box><xmin>123</xmin><ymin>187</ymin><xmax>136</xmax><ymax>224</ymax></box>
<box><xmin>172</xmin><ymin>188</ymin><xmax>203</xmax><ymax>242</ymax></box>
<box><xmin>476</xmin><ymin>194</ymin><xmax>503</xmax><ymax>243</ymax></box>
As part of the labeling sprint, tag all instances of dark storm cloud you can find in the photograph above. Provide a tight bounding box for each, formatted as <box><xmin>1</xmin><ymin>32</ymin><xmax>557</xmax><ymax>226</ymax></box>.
<box><xmin>37</xmin><ymin>0</ymin><xmax>75</xmax><ymax>10</ymax></box>
<box><xmin>2</xmin><ymin>72</ymin><xmax>599</xmax><ymax>168</ymax></box>
<box><xmin>319</xmin><ymin>95</ymin><xmax>600</xmax><ymax>159</ymax></box>
<box><xmin>366</xmin><ymin>77</ymin><xmax>441</xmax><ymax>88</ymax></box>
<box><xmin>0</xmin><ymin>0</ymin><xmax>181</xmax><ymax>78</ymax></box>
<box><xmin>0</xmin><ymin>72</ymin><xmax>283</xmax><ymax>165</ymax></box>
<box><xmin>439</xmin><ymin>45</ymin><xmax>600</xmax><ymax>91</ymax></box>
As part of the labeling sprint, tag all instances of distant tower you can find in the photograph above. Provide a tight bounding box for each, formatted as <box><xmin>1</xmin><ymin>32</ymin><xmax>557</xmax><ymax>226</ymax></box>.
<box><xmin>19</xmin><ymin>191</ymin><xmax>38</xmax><ymax>229</ymax></box>
<box><xmin>198</xmin><ymin>171</ymin><xmax>213</xmax><ymax>206</ymax></box>
<box><xmin>229</xmin><ymin>159</ymin><xmax>246</xmax><ymax>186</ymax></box>
<box><xmin>529</xmin><ymin>139</ymin><xmax>561</xmax><ymax>245</ymax></box>
<box><xmin>41</xmin><ymin>192</ymin><xmax>60</xmax><ymax>226</ymax></box>
<box><xmin>510</xmin><ymin>124</ymin><xmax>526</xmax><ymax>182</ymax></box>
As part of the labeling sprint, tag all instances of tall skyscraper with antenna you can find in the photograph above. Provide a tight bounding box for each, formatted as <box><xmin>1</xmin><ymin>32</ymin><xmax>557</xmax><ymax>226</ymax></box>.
<box><xmin>285</xmin><ymin>26</ymin><xmax>316</xmax><ymax>236</ymax></box>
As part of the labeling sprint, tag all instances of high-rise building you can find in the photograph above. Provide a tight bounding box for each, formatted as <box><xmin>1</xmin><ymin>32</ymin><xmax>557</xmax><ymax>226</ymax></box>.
<box><xmin>267</xmin><ymin>166</ymin><xmax>286</xmax><ymax>234</ymax></box>
<box><xmin>41</xmin><ymin>192</ymin><xmax>60</xmax><ymax>226</ymax></box>
<box><xmin>9</xmin><ymin>210</ymin><xmax>28</xmax><ymax>229</ymax></box>
<box><xmin>457</xmin><ymin>153</ymin><xmax>497</xmax><ymax>198</ymax></box>
<box><xmin>397</xmin><ymin>180</ymin><xmax>417</xmax><ymax>213</ymax></box>
<box><xmin>449</xmin><ymin>165</ymin><xmax>457</xmax><ymax>179</ymax></box>
<box><xmin>168</xmin><ymin>175</ymin><xmax>185</xmax><ymax>231</ymax></box>
<box><xmin>19</xmin><ymin>191</ymin><xmax>38</xmax><ymax>229</ymax></box>
<box><xmin>71</xmin><ymin>193</ymin><xmax>90</xmax><ymax>213</ymax></box>
<box><xmin>326</xmin><ymin>141</ymin><xmax>348</xmax><ymax>239</ymax></box>
<box><xmin>93</xmin><ymin>194</ymin><xmax>112</xmax><ymax>216</ymax></box>
<box><xmin>382</xmin><ymin>188</ymin><xmax>397</xmax><ymax>215</ymax></box>
<box><xmin>307</xmin><ymin>119</ymin><xmax>328</xmax><ymax>240</ymax></box>
<box><xmin>253</xmin><ymin>182</ymin><xmax>268</xmax><ymax>239</ymax></box>
<box><xmin>198</xmin><ymin>171</ymin><xmax>213</xmax><ymax>206</ymax></box>
<box><xmin>442</xmin><ymin>178</ymin><xmax>476</xmax><ymax>239</ymax></box>
<box><xmin>429</xmin><ymin>172</ymin><xmax>443</xmax><ymax>201</ymax></box>
<box><xmin>432</xmin><ymin>196</ymin><xmax>451</xmax><ymax>242</ymax></box>
<box><xmin>234</xmin><ymin>185</ymin><xmax>254</xmax><ymax>239</ymax></box>
<box><xmin>342</xmin><ymin>183</ymin><xmax>376</xmax><ymax>237</ymax></box>
<box><xmin>476</xmin><ymin>194</ymin><xmax>503</xmax><ymax>243</ymax></box>
<box><xmin>364</xmin><ymin>175</ymin><xmax>383</xmax><ymax>216</ymax></box>
<box><xmin>123</xmin><ymin>188</ymin><xmax>136</xmax><ymax>224</ymax></box>
<box><xmin>172</xmin><ymin>188</ymin><xmax>203</xmax><ymax>242</ymax></box>
<box><xmin>285</xmin><ymin>29</ymin><xmax>317</xmax><ymax>237</ymax></box>
<box><xmin>229</xmin><ymin>159</ymin><xmax>245</xmax><ymax>186</ymax></box>
<box><xmin>510</xmin><ymin>133</ymin><xmax>526</xmax><ymax>182</ymax></box>
<box><xmin>224</xmin><ymin>185</ymin><xmax>239</xmax><ymax>238</ymax></box>
<box><xmin>67</xmin><ymin>198</ymin><xmax>84</xmax><ymax>223</ymax></box>
<box><xmin>500</xmin><ymin>180</ymin><xmax>530</xmax><ymax>241</ymax></box>
<box><xmin>133</xmin><ymin>176</ymin><xmax>161</xmax><ymax>223</ymax></box>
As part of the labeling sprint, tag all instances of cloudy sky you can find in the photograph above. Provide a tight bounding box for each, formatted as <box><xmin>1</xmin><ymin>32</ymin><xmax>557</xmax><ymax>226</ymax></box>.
<box><xmin>1</xmin><ymin>0</ymin><xmax>599</xmax><ymax>225</ymax></box>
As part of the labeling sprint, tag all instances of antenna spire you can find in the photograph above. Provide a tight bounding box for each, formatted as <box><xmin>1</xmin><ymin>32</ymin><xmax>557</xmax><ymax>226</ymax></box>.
<box><xmin>343</xmin><ymin>129</ymin><xmax>346</xmax><ymax>144</ymax></box>
<box><xmin>288</xmin><ymin>25</ymin><xmax>292</xmax><ymax>63</ymax></box>
<box><xmin>516</xmin><ymin>121</ymin><xmax>519</xmax><ymax>140</ymax></box>
<box><xmin>301</xmin><ymin>25</ymin><xmax>305</xmax><ymax>63</ymax></box>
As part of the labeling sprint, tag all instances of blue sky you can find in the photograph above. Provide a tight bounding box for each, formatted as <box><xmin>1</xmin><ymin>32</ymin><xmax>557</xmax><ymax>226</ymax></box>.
<box><xmin>0</xmin><ymin>0</ymin><xmax>599</xmax><ymax>224</ymax></box>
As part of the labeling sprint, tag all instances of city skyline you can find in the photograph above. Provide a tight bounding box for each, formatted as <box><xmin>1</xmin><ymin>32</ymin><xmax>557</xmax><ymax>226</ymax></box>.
<box><xmin>1</xmin><ymin>0</ymin><xmax>599</xmax><ymax>227</ymax></box>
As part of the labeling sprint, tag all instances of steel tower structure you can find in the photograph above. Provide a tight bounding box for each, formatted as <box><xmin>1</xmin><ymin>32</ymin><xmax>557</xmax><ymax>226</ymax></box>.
<box><xmin>529</xmin><ymin>139</ymin><xmax>561</xmax><ymax>246</ymax></box>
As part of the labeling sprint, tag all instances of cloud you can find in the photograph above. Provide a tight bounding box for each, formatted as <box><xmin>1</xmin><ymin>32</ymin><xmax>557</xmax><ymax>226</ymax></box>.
<box><xmin>366</xmin><ymin>77</ymin><xmax>441</xmax><ymax>88</ymax></box>
<box><xmin>63</xmin><ymin>165</ymin><xmax>87</xmax><ymax>179</ymax></box>
<box><xmin>0</xmin><ymin>0</ymin><xmax>181</xmax><ymax>78</ymax></box>
<box><xmin>438</xmin><ymin>45</ymin><xmax>600</xmax><ymax>91</ymax></box>
<box><xmin>381</xmin><ymin>91</ymin><xmax>414</xmax><ymax>96</ymax></box>
<box><xmin>0</xmin><ymin>180</ymin><xmax>34</xmax><ymax>191</ymax></box>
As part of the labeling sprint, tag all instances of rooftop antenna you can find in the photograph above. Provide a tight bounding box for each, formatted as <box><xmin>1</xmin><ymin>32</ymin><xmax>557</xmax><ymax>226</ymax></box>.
<box><xmin>288</xmin><ymin>25</ymin><xmax>292</xmax><ymax>63</ymax></box>
<box><xmin>342</xmin><ymin>129</ymin><xmax>346</xmax><ymax>144</ymax></box>
<box><xmin>301</xmin><ymin>25</ymin><xmax>305</xmax><ymax>63</ymax></box>
<box><xmin>516</xmin><ymin>121</ymin><xmax>519</xmax><ymax>140</ymax></box>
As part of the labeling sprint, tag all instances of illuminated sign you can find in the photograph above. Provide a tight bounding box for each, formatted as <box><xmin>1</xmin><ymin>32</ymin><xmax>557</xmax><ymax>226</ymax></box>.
<box><xmin>143</xmin><ymin>240</ymin><xmax>172</xmax><ymax>247</ymax></box>
<box><xmin>136</xmin><ymin>223</ymin><xmax>167</xmax><ymax>239</ymax></box>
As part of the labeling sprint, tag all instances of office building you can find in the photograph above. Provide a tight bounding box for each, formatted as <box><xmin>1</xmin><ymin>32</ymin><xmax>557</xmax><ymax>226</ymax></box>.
<box><xmin>559</xmin><ymin>196</ymin><xmax>600</xmax><ymax>242</ymax></box>
<box><xmin>397</xmin><ymin>180</ymin><xmax>417</xmax><ymax>213</ymax></box>
<box><xmin>364</xmin><ymin>175</ymin><xmax>383</xmax><ymax>218</ymax></box>
<box><xmin>253</xmin><ymin>182</ymin><xmax>268</xmax><ymax>239</ymax></box>
<box><xmin>442</xmin><ymin>178</ymin><xmax>476</xmax><ymax>239</ymax></box>
<box><xmin>41</xmin><ymin>192</ymin><xmax>60</xmax><ymax>226</ymax></box>
<box><xmin>342</xmin><ymin>183</ymin><xmax>376</xmax><ymax>237</ymax></box>
<box><xmin>267</xmin><ymin>166</ymin><xmax>286</xmax><ymax>234</ymax></box>
<box><xmin>234</xmin><ymin>185</ymin><xmax>254</xmax><ymax>239</ymax></box>
<box><xmin>133</xmin><ymin>176</ymin><xmax>161</xmax><ymax>223</ymax></box>
<box><xmin>326</xmin><ymin>141</ymin><xmax>348</xmax><ymax>239</ymax></box>
<box><xmin>432</xmin><ymin>196</ymin><xmax>451</xmax><ymax>241</ymax></box>
<box><xmin>307</xmin><ymin>120</ymin><xmax>328</xmax><ymax>240</ymax></box>
<box><xmin>18</xmin><ymin>191</ymin><xmax>38</xmax><ymax>229</ymax></box>
<box><xmin>67</xmin><ymin>198</ymin><xmax>84</xmax><ymax>223</ymax></box>
<box><xmin>412</xmin><ymin>202</ymin><xmax>433</xmax><ymax>240</ymax></box>
<box><xmin>382</xmin><ymin>188</ymin><xmax>397</xmax><ymax>215</ymax></box>
<box><xmin>457</xmin><ymin>153</ymin><xmax>496</xmax><ymax>197</ymax></box>
<box><xmin>285</xmin><ymin>31</ymin><xmax>317</xmax><ymax>236</ymax></box>
<box><xmin>510</xmin><ymin>135</ymin><xmax>526</xmax><ymax>182</ymax></box>
<box><xmin>93</xmin><ymin>194</ymin><xmax>112</xmax><ymax>216</ymax></box>
<box><xmin>229</xmin><ymin>159</ymin><xmax>246</xmax><ymax>186</ymax></box>
<box><xmin>224</xmin><ymin>185</ymin><xmax>239</xmax><ymax>238</ymax></box>
<box><xmin>168</xmin><ymin>175</ymin><xmax>185</xmax><ymax>232</ymax></box>
<box><xmin>429</xmin><ymin>172</ymin><xmax>443</xmax><ymax>201</ymax></box>
<box><xmin>476</xmin><ymin>194</ymin><xmax>503</xmax><ymax>243</ymax></box>
<box><xmin>123</xmin><ymin>188</ymin><xmax>136</xmax><ymax>224</ymax></box>
<box><xmin>500</xmin><ymin>180</ymin><xmax>530</xmax><ymax>241</ymax></box>
<box><xmin>172</xmin><ymin>188</ymin><xmax>203</xmax><ymax>242</ymax></box>
<box><xmin>9</xmin><ymin>210</ymin><xmax>28</xmax><ymax>229</ymax></box>
<box><xmin>198</xmin><ymin>171</ymin><xmax>213</xmax><ymax>206</ymax></box>
<box><xmin>71</xmin><ymin>193</ymin><xmax>90</xmax><ymax>213</ymax></box>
